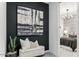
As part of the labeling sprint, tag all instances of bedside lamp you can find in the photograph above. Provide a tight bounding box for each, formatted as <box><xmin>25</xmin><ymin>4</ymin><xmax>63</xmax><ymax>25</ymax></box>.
<box><xmin>64</xmin><ymin>30</ymin><xmax>68</xmax><ymax>37</ymax></box>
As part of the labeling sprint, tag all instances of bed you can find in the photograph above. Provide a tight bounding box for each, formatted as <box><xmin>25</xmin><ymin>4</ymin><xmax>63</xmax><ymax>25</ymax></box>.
<box><xmin>60</xmin><ymin>35</ymin><xmax>77</xmax><ymax>51</ymax></box>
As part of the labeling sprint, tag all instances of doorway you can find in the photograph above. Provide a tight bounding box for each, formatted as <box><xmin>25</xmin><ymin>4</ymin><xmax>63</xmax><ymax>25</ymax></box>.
<box><xmin>59</xmin><ymin>2</ymin><xmax>78</xmax><ymax>57</ymax></box>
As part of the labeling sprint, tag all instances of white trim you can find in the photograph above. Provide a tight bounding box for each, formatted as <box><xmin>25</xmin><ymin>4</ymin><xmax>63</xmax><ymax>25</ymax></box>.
<box><xmin>45</xmin><ymin>50</ymin><xmax>49</xmax><ymax>53</ymax></box>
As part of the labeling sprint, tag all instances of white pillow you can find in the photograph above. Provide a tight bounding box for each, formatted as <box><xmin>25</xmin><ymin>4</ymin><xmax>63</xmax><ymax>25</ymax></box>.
<box><xmin>20</xmin><ymin>39</ymin><xmax>25</xmax><ymax>47</ymax></box>
<box><xmin>30</xmin><ymin>40</ymin><xmax>39</xmax><ymax>48</ymax></box>
<box><xmin>34</xmin><ymin>40</ymin><xmax>39</xmax><ymax>47</ymax></box>
<box><xmin>20</xmin><ymin>38</ymin><xmax>30</xmax><ymax>49</ymax></box>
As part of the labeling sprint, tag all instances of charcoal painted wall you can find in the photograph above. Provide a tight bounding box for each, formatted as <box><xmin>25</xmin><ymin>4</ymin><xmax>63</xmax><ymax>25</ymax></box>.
<box><xmin>7</xmin><ymin>2</ymin><xmax>49</xmax><ymax>55</ymax></box>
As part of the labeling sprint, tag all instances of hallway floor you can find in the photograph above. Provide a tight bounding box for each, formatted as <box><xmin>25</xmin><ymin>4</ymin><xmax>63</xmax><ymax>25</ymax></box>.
<box><xmin>59</xmin><ymin>45</ymin><xmax>78</xmax><ymax>57</ymax></box>
<box><xmin>43</xmin><ymin>52</ymin><xmax>56</xmax><ymax>57</ymax></box>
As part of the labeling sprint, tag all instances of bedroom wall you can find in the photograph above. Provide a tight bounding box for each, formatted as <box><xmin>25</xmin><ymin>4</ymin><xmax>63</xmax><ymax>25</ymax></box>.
<box><xmin>49</xmin><ymin>2</ymin><xmax>60</xmax><ymax>56</ymax></box>
<box><xmin>77</xmin><ymin>3</ymin><xmax>79</xmax><ymax>55</ymax></box>
<box><xmin>7</xmin><ymin>2</ymin><xmax>49</xmax><ymax>54</ymax></box>
<box><xmin>0</xmin><ymin>2</ymin><xmax>6</xmax><ymax>57</ymax></box>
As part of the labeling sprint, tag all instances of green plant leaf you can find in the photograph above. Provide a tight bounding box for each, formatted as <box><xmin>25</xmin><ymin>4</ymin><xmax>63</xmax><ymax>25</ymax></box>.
<box><xmin>8</xmin><ymin>43</ymin><xmax>11</xmax><ymax>52</ymax></box>
<box><xmin>8</xmin><ymin>36</ymin><xmax>16</xmax><ymax>52</ymax></box>
<box><xmin>10</xmin><ymin>36</ymin><xmax>13</xmax><ymax>50</ymax></box>
<box><xmin>13</xmin><ymin>36</ymin><xmax>16</xmax><ymax>51</ymax></box>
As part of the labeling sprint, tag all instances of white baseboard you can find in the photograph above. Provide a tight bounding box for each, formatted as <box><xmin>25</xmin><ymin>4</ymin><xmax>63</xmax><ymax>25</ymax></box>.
<box><xmin>45</xmin><ymin>50</ymin><xmax>49</xmax><ymax>53</ymax></box>
<box><xmin>46</xmin><ymin>50</ymin><xmax>57</xmax><ymax>57</ymax></box>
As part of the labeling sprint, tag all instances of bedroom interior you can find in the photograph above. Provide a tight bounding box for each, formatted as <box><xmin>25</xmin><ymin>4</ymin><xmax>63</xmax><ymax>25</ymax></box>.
<box><xmin>1</xmin><ymin>2</ymin><xmax>79</xmax><ymax>57</ymax></box>
<box><xmin>59</xmin><ymin>2</ymin><xmax>78</xmax><ymax>56</ymax></box>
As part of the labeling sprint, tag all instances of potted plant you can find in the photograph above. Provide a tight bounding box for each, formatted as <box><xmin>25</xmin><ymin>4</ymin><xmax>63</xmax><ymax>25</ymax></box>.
<box><xmin>7</xmin><ymin>36</ymin><xmax>17</xmax><ymax>57</ymax></box>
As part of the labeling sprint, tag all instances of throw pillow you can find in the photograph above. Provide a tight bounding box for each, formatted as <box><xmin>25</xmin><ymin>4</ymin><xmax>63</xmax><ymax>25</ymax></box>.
<box><xmin>30</xmin><ymin>40</ymin><xmax>39</xmax><ymax>48</ymax></box>
<box><xmin>20</xmin><ymin>38</ymin><xmax>30</xmax><ymax>49</ymax></box>
<box><xmin>20</xmin><ymin>39</ymin><xmax>25</xmax><ymax>48</ymax></box>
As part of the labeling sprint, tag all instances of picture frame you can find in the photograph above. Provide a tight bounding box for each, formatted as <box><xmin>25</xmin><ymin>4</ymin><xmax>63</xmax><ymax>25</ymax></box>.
<box><xmin>17</xmin><ymin>6</ymin><xmax>44</xmax><ymax>36</ymax></box>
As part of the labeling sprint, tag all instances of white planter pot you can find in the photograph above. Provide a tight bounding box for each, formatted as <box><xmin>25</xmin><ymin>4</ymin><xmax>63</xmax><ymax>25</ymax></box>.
<box><xmin>6</xmin><ymin>51</ymin><xmax>17</xmax><ymax>57</ymax></box>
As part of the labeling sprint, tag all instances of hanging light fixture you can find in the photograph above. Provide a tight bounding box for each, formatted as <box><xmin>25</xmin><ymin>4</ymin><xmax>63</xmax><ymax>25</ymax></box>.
<box><xmin>63</xmin><ymin>9</ymin><xmax>73</xmax><ymax>21</ymax></box>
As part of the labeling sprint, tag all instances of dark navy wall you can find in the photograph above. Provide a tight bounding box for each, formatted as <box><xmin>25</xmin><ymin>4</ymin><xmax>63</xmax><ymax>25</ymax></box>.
<box><xmin>7</xmin><ymin>2</ymin><xmax>49</xmax><ymax>55</ymax></box>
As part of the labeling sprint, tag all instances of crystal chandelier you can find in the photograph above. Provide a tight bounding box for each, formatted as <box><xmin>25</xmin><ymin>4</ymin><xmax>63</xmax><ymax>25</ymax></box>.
<box><xmin>63</xmin><ymin>9</ymin><xmax>73</xmax><ymax>21</ymax></box>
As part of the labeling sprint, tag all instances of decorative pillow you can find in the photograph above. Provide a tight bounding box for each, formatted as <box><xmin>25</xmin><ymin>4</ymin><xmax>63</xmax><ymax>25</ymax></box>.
<box><xmin>30</xmin><ymin>40</ymin><xmax>39</xmax><ymax>48</ymax></box>
<box><xmin>34</xmin><ymin>40</ymin><xmax>39</xmax><ymax>47</ymax></box>
<box><xmin>20</xmin><ymin>38</ymin><xmax>30</xmax><ymax>49</ymax></box>
<box><xmin>20</xmin><ymin>39</ymin><xmax>25</xmax><ymax>47</ymax></box>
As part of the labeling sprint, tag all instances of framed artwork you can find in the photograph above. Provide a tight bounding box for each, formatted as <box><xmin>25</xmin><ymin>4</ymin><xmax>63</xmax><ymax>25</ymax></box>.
<box><xmin>17</xmin><ymin>6</ymin><xmax>44</xmax><ymax>36</ymax></box>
